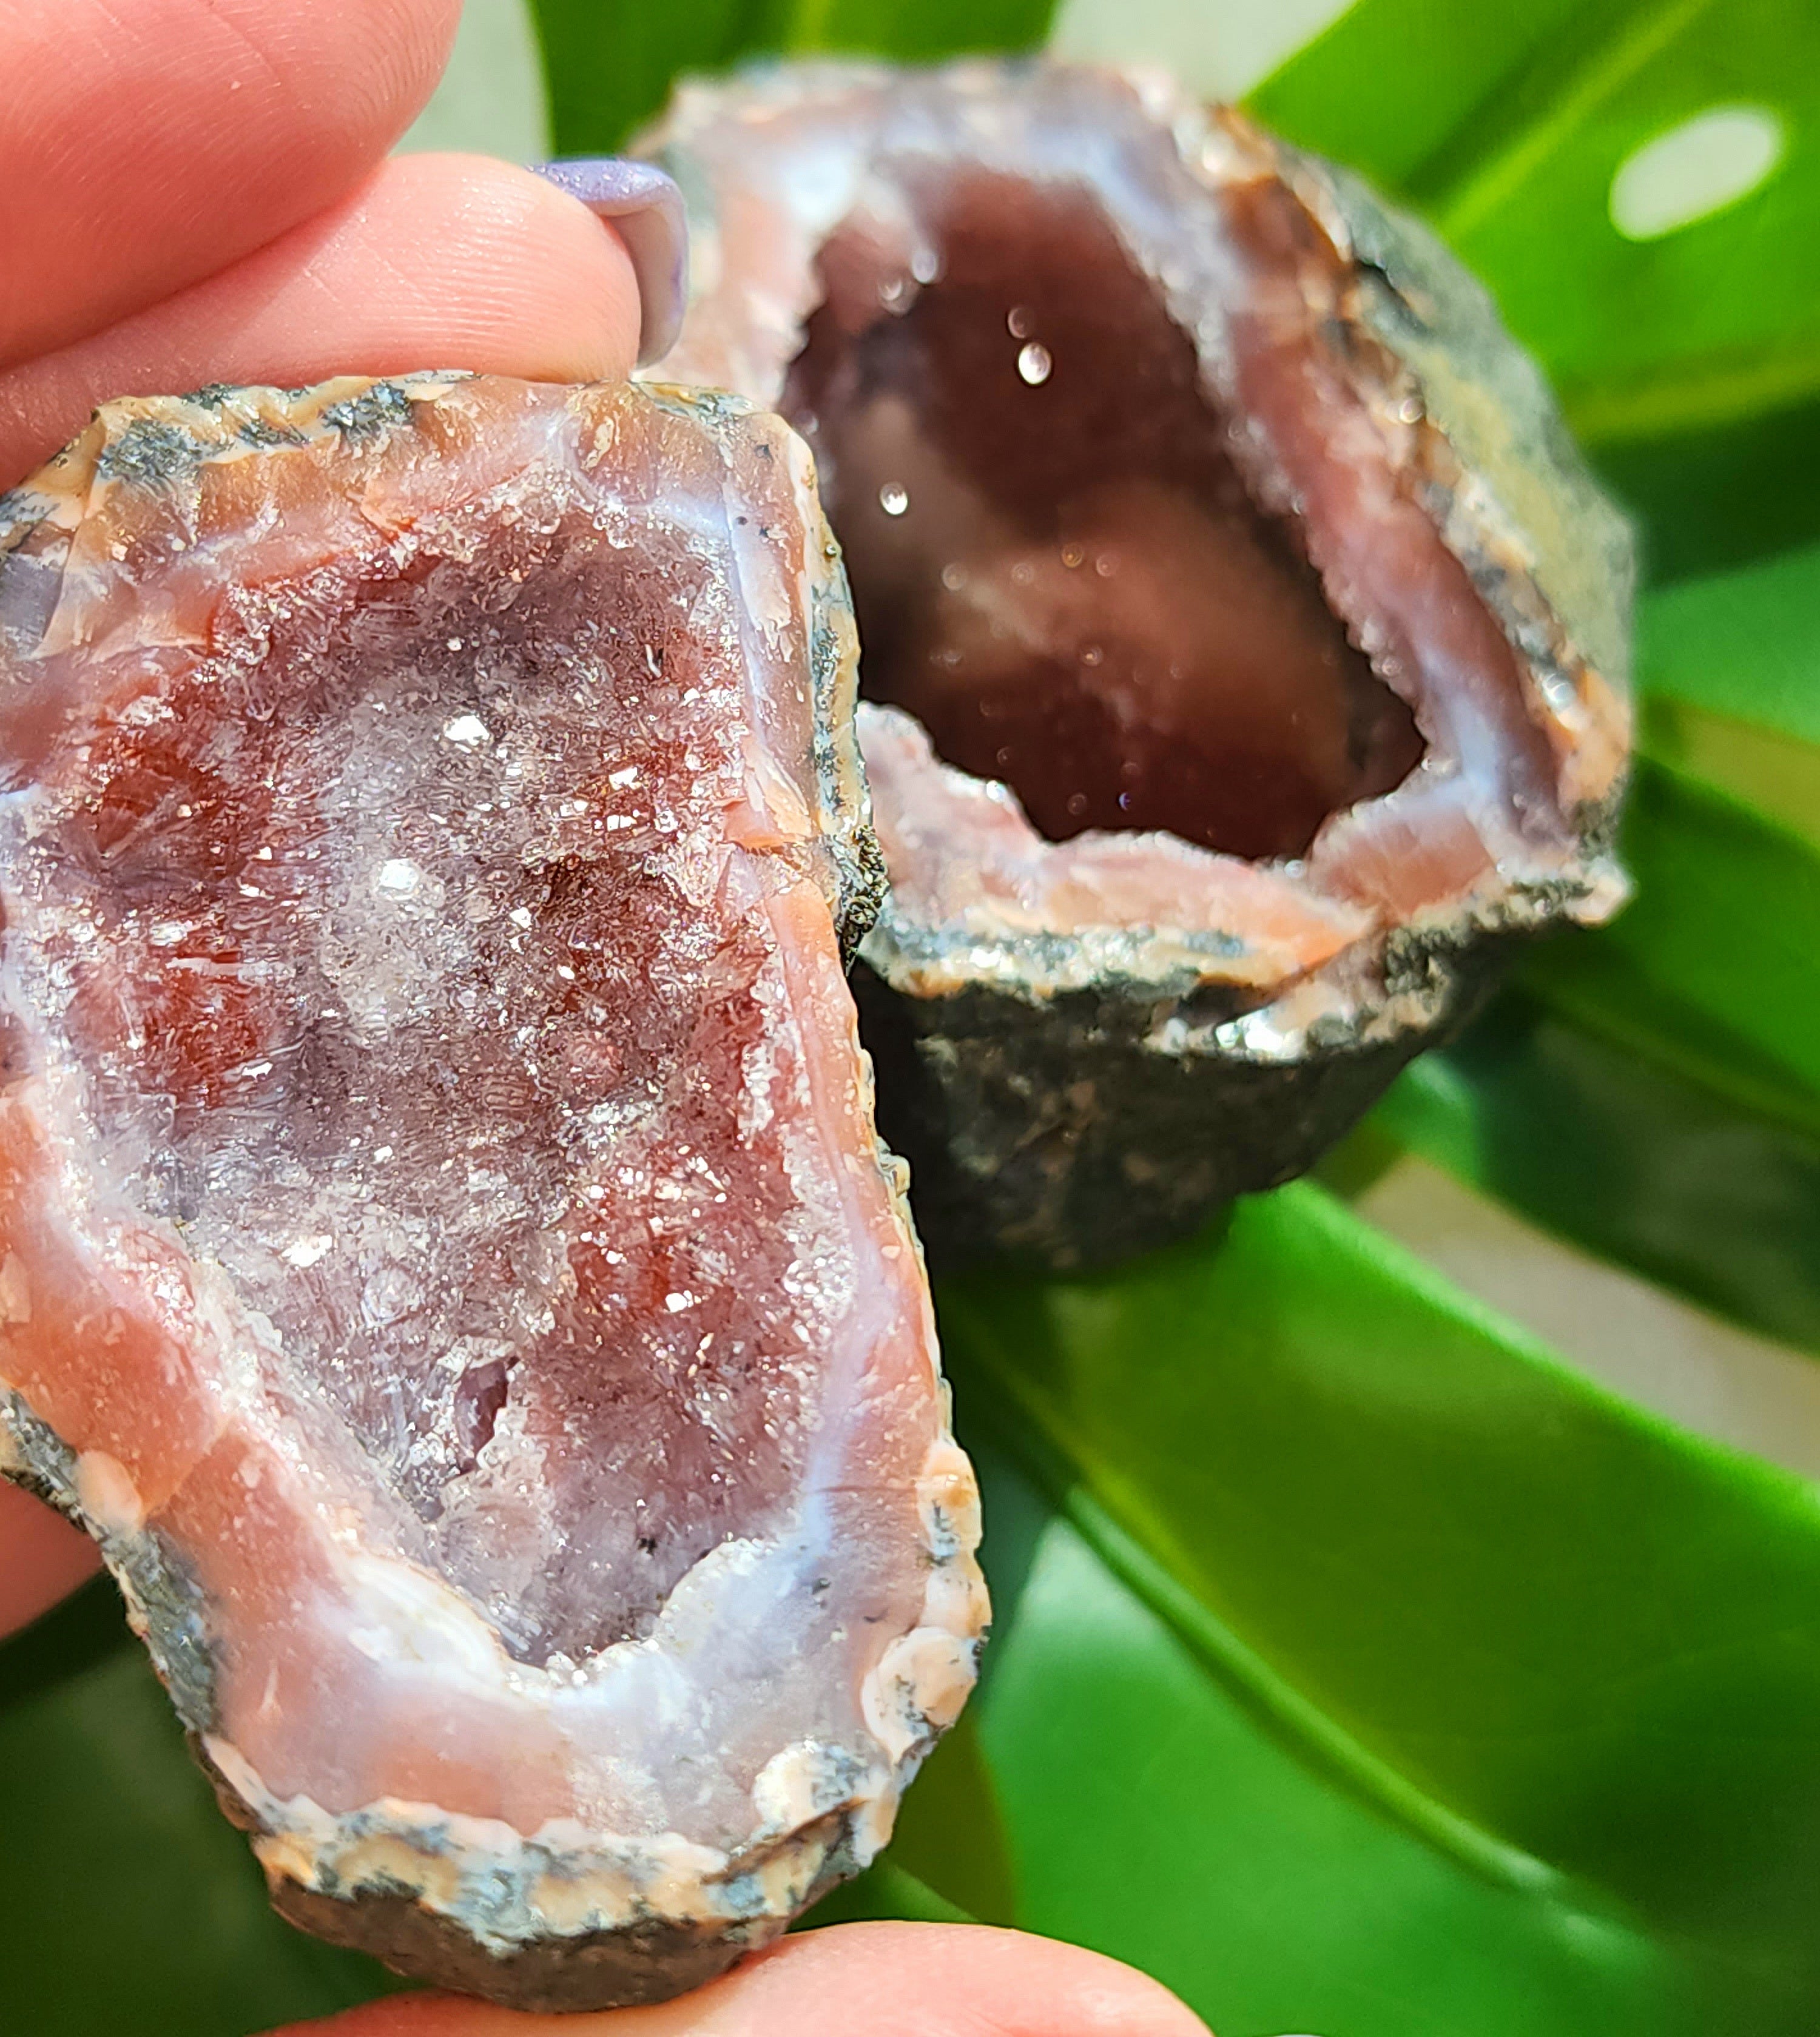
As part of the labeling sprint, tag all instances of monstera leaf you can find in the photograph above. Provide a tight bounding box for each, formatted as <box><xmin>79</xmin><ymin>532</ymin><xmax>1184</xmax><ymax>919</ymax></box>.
<box><xmin>7</xmin><ymin>3</ymin><xmax>1820</xmax><ymax>2035</ymax></box>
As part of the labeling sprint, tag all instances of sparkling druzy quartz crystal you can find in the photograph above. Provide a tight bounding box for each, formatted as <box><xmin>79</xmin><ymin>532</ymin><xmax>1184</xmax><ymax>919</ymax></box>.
<box><xmin>641</xmin><ymin>59</ymin><xmax>1637</xmax><ymax>1266</ymax></box>
<box><xmin>0</xmin><ymin>375</ymin><xmax>985</xmax><ymax>2008</ymax></box>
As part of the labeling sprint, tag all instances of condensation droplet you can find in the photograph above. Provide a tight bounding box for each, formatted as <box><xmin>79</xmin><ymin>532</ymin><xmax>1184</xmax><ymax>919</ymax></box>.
<box><xmin>940</xmin><ymin>562</ymin><xmax>966</xmax><ymax>591</ymax></box>
<box><xmin>1017</xmin><ymin>342</ymin><xmax>1053</xmax><ymax>386</ymax></box>
<box><xmin>1006</xmin><ymin>305</ymin><xmax>1032</xmax><ymax>338</ymax></box>
<box><xmin>878</xmin><ymin>483</ymin><xmax>910</xmax><ymax>517</ymax></box>
<box><xmin>1060</xmin><ymin>542</ymin><xmax>1085</xmax><ymax>568</ymax></box>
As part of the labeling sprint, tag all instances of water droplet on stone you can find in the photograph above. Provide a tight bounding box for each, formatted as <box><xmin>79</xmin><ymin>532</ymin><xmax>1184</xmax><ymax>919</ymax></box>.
<box><xmin>1016</xmin><ymin>342</ymin><xmax>1052</xmax><ymax>386</ymax></box>
<box><xmin>1006</xmin><ymin>305</ymin><xmax>1031</xmax><ymax>338</ymax></box>
<box><xmin>878</xmin><ymin>483</ymin><xmax>910</xmax><ymax>517</ymax></box>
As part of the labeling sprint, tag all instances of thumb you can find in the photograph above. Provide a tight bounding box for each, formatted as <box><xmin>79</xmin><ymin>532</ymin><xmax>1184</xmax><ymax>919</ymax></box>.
<box><xmin>271</xmin><ymin>1921</ymin><xmax>1210</xmax><ymax>2037</ymax></box>
<box><xmin>0</xmin><ymin>1478</ymin><xmax>103</xmax><ymax>1640</ymax></box>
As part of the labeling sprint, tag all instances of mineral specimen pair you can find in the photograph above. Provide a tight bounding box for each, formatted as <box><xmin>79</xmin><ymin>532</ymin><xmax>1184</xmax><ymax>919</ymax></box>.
<box><xmin>0</xmin><ymin>60</ymin><xmax>1630</xmax><ymax>2012</ymax></box>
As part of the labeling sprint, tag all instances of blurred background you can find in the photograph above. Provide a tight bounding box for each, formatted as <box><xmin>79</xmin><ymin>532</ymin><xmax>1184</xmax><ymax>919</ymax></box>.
<box><xmin>8</xmin><ymin>4</ymin><xmax>1820</xmax><ymax>2035</ymax></box>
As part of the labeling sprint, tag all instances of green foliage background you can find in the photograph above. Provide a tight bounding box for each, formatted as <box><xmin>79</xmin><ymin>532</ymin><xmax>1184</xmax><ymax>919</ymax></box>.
<box><xmin>7</xmin><ymin>3</ymin><xmax>1820</xmax><ymax>2032</ymax></box>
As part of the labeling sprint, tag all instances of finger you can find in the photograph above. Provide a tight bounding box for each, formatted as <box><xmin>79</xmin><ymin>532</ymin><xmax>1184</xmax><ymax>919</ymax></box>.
<box><xmin>531</xmin><ymin>161</ymin><xmax>688</xmax><ymax>366</ymax></box>
<box><xmin>273</xmin><ymin>1922</ymin><xmax>1212</xmax><ymax>2036</ymax></box>
<box><xmin>0</xmin><ymin>0</ymin><xmax>461</xmax><ymax>368</ymax></box>
<box><xmin>0</xmin><ymin>152</ymin><xmax>644</xmax><ymax>490</ymax></box>
<box><xmin>0</xmin><ymin>1478</ymin><xmax>102</xmax><ymax>1640</ymax></box>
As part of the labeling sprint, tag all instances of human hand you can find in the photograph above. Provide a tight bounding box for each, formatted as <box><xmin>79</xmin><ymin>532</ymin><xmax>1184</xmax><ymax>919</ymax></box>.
<box><xmin>0</xmin><ymin>5</ymin><xmax>1207</xmax><ymax>2031</ymax></box>
<box><xmin>0</xmin><ymin>0</ymin><xmax>653</xmax><ymax>490</ymax></box>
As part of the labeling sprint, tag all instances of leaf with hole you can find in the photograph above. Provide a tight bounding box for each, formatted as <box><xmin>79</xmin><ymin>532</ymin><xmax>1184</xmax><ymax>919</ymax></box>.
<box><xmin>1250</xmin><ymin>0</ymin><xmax>1820</xmax><ymax>576</ymax></box>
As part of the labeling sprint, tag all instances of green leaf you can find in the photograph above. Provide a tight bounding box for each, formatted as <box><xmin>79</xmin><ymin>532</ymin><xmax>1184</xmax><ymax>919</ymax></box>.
<box><xmin>1521</xmin><ymin>759</ymin><xmax>1820</xmax><ymax>1142</ymax></box>
<box><xmin>530</xmin><ymin>0</ymin><xmax>1057</xmax><ymax>155</ymax></box>
<box><xmin>932</xmin><ymin>1189</ymin><xmax>1820</xmax><ymax>1997</ymax></box>
<box><xmin>1643</xmin><ymin>698</ymin><xmax>1820</xmax><ymax>852</ymax></box>
<box><xmin>1366</xmin><ymin>989</ymin><xmax>1820</xmax><ymax>1356</ymax></box>
<box><xmin>15</xmin><ymin>1187</ymin><xmax>1820</xmax><ymax>2036</ymax></box>
<box><xmin>837</xmin><ymin>1439</ymin><xmax>1793</xmax><ymax>2037</ymax></box>
<box><xmin>0</xmin><ymin>1586</ymin><xmax>402</xmax><ymax>2037</ymax></box>
<box><xmin>1250</xmin><ymin>0</ymin><xmax>1820</xmax><ymax>576</ymax></box>
<box><xmin>1253</xmin><ymin>0</ymin><xmax>1820</xmax><ymax>434</ymax></box>
<box><xmin>1361</xmin><ymin>544</ymin><xmax>1820</xmax><ymax>1344</ymax></box>
<box><xmin>1590</xmin><ymin>396</ymin><xmax>1820</xmax><ymax>584</ymax></box>
<box><xmin>1639</xmin><ymin>536</ymin><xmax>1820</xmax><ymax>742</ymax></box>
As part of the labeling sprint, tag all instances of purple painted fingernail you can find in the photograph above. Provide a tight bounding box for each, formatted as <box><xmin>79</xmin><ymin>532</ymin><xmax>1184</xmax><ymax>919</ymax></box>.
<box><xmin>532</xmin><ymin>158</ymin><xmax>688</xmax><ymax>369</ymax></box>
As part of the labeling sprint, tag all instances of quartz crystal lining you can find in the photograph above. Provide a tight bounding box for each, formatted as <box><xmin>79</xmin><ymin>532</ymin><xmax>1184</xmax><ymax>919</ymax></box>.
<box><xmin>0</xmin><ymin>374</ymin><xmax>985</xmax><ymax>2005</ymax></box>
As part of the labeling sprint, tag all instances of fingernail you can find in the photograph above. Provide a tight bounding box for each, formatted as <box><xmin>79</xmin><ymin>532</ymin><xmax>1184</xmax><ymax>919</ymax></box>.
<box><xmin>531</xmin><ymin>158</ymin><xmax>689</xmax><ymax>369</ymax></box>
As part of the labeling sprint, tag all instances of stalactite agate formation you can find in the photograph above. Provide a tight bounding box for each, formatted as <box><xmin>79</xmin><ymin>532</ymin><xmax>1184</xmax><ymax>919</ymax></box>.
<box><xmin>0</xmin><ymin>374</ymin><xmax>985</xmax><ymax>2008</ymax></box>
<box><xmin>642</xmin><ymin>60</ymin><xmax>1637</xmax><ymax>1266</ymax></box>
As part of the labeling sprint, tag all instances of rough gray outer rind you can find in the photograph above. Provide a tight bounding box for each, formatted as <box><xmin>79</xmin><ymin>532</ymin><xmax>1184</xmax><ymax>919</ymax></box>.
<box><xmin>1</xmin><ymin>1390</ymin><xmax>217</xmax><ymax>1728</ymax></box>
<box><xmin>857</xmin><ymin>926</ymin><xmax>1523</xmax><ymax>1271</ymax></box>
<box><xmin>1301</xmin><ymin>156</ymin><xmax>1637</xmax><ymax>717</ymax></box>
<box><xmin>272</xmin><ymin>1884</ymin><xmax>761</xmax><ymax>2010</ymax></box>
<box><xmin>196</xmin><ymin>1736</ymin><xmax>856</xmax><ymax>2010</ymax></box>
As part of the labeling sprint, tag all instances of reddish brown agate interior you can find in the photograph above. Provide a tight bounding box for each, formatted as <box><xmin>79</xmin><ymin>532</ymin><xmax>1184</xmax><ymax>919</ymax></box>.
<box><xmin>782</xmin><ymin>170</ymin><xmax>1424</xmax><ymax>864</ymax></box>
<box><xmin>33</xmin><ymin>495</ymin><xmax>817</xmax><ymax>1667</ymax></box>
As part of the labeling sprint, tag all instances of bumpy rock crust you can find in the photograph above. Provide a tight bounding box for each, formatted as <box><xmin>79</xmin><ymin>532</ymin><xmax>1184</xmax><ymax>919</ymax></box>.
<box><xmin>854</xmin><ymin>928</ymin><xmax>1525</xmax><ymax>1267</ymax></box>
<box><xmin>0</xmin><ymin>374</ymin><xmax>985</xmax><ymax>2004</ymax></box>
<box><xmin>641</xmin><ymin>62</ymin><xmax>1635</xmax><ymax>1267</ymax></box>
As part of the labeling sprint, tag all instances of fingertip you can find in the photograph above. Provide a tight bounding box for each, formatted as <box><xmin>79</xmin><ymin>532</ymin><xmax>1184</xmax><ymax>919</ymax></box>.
<box><xmin>766</xmin><ymin>1923</ymin><xmax>1214</xmax><ymax>2035</ymax></box>
<box><xmin>383</xmin><ymin>153</ymin><xmax>645</xmax><ymax>382</ymax></box>
<box><xmin>263</xmin><ymin>1921</ymin><xmax>1210</xmax><ymax>2037</ymax></box>
<box><xmin>0</xmin><ymin>0</ymin><xmax>467</xmax><ymax>365</ymax></box>
<box><xmin>530</xmin><ymin>160</ymin><xmax>688</xmax><ymax>366</ymax></box>
<box><xmin>0</xmin><ymin>152</ymin><xmax>646</xmax><ymax>488</ymax></box>
<box><xmin>0</xmin><ymin>1480</ymin><xmax>103</xmax><ymax>1640</ymax></box>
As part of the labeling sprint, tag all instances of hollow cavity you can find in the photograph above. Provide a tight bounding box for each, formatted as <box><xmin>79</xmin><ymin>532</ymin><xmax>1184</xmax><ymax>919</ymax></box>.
<box><xmin>44</xmin><ymin>496</ymin><xmax>818</xmax><ymax>1666</ymax></box>
<box><xmin>783</xmin><ymin>171</ymin><xmax>1424</xmax><ymax>863</ymax></box>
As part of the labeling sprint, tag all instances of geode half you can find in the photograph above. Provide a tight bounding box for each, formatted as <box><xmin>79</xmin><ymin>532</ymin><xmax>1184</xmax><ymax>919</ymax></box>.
<box><xmin>0</xmin><ymin>374</ymin><xmax>985</xmax><ymax>2007</ymax></box>
<box><xmin>640</xmin><ymin>60</ymin><xmax>1635</xmax><ymax>1266</ymax></box>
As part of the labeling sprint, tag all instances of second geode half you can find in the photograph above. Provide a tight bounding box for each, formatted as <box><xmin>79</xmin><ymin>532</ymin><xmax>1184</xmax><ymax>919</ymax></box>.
<box><xmin>642</xmin><ymin>60</ymin><xmax>1634</xmax><ymax>1267</ymax></box>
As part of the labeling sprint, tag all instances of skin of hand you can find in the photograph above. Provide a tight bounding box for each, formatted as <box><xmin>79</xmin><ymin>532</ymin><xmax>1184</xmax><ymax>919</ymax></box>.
<box><xmin>0</xmin><ymin>4</ymin><xmax>1212</xmax><ymax>2032</ymax></box>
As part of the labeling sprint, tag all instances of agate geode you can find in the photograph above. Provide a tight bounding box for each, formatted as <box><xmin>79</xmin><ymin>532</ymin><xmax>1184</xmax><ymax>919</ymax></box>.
<box><xmin>642</xmin><ymin>60</ymin><xmax>1636</xmax><ymax>1265</ymax></box>
<box><xmin>0</xmin><ymin>375</ymin><xmax>985</xmax><ymax>2007</ymax></box>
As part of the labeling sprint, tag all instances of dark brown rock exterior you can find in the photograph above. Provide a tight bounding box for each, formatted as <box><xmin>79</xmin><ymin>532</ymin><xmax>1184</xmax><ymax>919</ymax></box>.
<box><xmin>0</xmin><ymin>374</ymin><xmax>986</xmax><ymax>2004</ymax></box>
<box><xmin>641</xmin><ymin>60</ymin><xmax>1635</xmax><ymax>1267</ymax></box>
